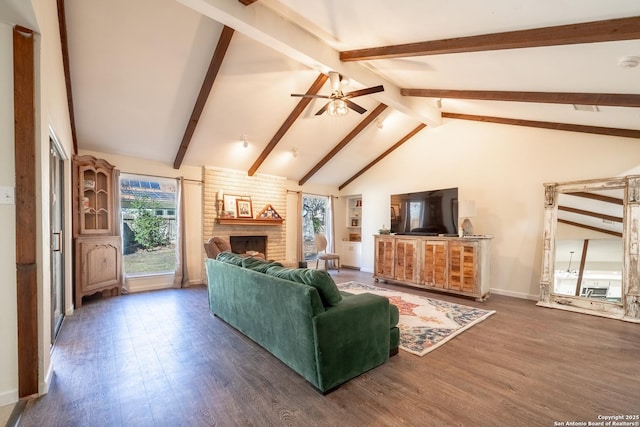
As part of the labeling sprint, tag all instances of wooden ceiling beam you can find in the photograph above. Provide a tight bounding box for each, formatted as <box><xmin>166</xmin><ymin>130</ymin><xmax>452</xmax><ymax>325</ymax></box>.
<box><xmin>298</xmin><ymin>104</ymin><xmax>388</xmax><ymax>186</ymax></box>
<box><xmin>558</xmin><ymin>205</ymin><xmax>622</xmax><ymax>223</ymax></box>
<box><xmin>173</xmin><ymin>26</ymin><xmax>234</xmax><ymax>169</ymax></box>
<box><xmin>441</xmin><ymin>112</ymin><xmax>640</xmax><ymax>139</ymax></box>
<box><xmin>568</xmin><ymin>191</ymin><xmax>624</xmax><ymax>205</ymax></box>
<box><xmin>401</xmin><ymin>89</ymin><xmax>640</xmax><ymax>107</ymax></box>
<box><xmin>339</xmin><ymin>123</ymin><xmax>426</xmax><ymax>191</ymax></box>
<box><xmin>558</xmin><ymin>219</ymin><xmax>622</xmax><ymax>238</ymax></box>
<box><xmin>247</xmin><ymin>73</ymin><xmax>329</xmax><ymax>176</ymax></box>
<box><xmin>56</xmin><ymin>0</ymin><xmax>78</xmax><ymax>154</ymax></box>
<box><xmin>340</xmin><ymin>16</ymin><xmax>640</xmax><ymax>61</ymax></box>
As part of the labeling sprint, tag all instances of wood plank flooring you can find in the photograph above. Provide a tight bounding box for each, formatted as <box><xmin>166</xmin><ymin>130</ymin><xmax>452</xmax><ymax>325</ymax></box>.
<box><xmin>20</xmin><ymin>270</ymin><xmax>640</xmax><ymax>426</ymax></box>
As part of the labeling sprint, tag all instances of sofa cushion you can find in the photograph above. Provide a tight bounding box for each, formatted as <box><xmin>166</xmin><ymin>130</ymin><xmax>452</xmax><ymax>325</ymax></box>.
<box><xmin>241</xmin><ymin>256</ymin><xmax>284</xmax><ymax>273</ymax></box>
<box><xmin>216</xmin><ymin>251</ymin><xmax>245</xmax><ymax>266</ymax></box>
<box><xmin>265</xmin><ymin>266</ymin><xmax>342</xmax><ymax>307</ymax></box>
<box><xmin>389</xmin><ymin>303</ymin><xmax>399</xmax><ymax>328</ymax></box>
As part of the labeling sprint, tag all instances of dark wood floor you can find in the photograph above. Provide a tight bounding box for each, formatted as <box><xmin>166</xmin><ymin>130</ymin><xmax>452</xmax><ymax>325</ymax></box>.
<box><xmin>20</xmin><ymin>270</ymin><xmax>640</xmax><ymax>426</ymax></box>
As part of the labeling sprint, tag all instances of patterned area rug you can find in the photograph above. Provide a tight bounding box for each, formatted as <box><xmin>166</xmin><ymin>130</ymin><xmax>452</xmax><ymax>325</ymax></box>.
<box><xmin>337</xmin><ymin>281</ymin><xmax>496</xmax><ymax>356</ymax></box>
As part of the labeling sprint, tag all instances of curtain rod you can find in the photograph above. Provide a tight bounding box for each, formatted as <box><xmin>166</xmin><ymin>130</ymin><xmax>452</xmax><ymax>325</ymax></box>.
<box><xmin>286</xmin><ymin>189</ymin><xmax>338</xmax><ymax>198</ymax></box>
<box><xmin>120</xmin><ymin>171</ymin><xmax>202</xmax><ymax>183</ymax></box>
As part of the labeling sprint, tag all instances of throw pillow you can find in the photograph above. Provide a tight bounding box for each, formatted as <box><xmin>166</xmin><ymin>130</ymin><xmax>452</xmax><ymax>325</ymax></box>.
<box><xmin>265</xmin><ymin>266</ymin><xmax>342</xmax><ymax>307</ymax></box>
<box><xmin>216</xmin><ymin>251</ymin><xmax>244</xmax><ymax>266</ymax></box>
<box><xmin>241</xmin><ymin>257</ymin><xmax>283</xmax><ymax>273</ymax></box>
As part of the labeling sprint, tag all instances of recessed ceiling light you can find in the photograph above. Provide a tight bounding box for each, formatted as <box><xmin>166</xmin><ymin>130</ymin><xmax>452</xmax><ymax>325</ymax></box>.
<box><xmin>618</xmin><ymin>56</ymin><xmax>640</xmax><ymax>69</ymax></box>
<box><xmin>573</xmin><ymin>104</ymin><xmax>599</xmax><ymax>112</ymax></box>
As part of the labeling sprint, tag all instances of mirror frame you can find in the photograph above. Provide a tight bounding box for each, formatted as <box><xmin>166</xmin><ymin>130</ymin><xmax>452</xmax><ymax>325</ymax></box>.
<box><xmin>538</xmin><ymin>175</ymin><xmax>640</xmax><ymax>323</ymax></box>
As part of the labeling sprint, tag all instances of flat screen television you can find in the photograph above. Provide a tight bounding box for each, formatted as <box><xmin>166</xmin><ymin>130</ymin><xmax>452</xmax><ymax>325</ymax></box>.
<box><xmin>390</xmin><ymin>187</ymin><xmax>459</xmax><ymax>236</ymax></box>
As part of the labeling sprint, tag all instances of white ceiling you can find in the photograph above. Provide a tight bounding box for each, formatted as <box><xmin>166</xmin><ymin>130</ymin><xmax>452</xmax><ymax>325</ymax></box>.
<box><xmin>64</xmin><ymin>0</ymin><xmax>640</xmax><ymax>187</ymax></box>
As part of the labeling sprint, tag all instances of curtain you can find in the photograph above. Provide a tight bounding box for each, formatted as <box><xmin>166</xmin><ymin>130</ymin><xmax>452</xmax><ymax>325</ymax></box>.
<box><xmin>328</xmin><ymin>195</ymin><xmax>337</xmax><ymax>253</ymax></box>
<box><xmin>296</xmin><ymin>191</ymin><xmax>303</xmax><ymax>263</ymax></box>
<box><xmin>113</xmin><ymin>169</ymin><xmax>126</xmax><ymax>291</ymax></box>
<box><xmin>173</xmin><ymin>177</ymin><xmax>189</xmax><ymax>288</ymax></box>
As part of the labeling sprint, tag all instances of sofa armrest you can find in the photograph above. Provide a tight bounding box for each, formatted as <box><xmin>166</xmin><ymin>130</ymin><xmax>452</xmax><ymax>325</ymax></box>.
<box><xmin>312</xmin><ymin>293</ymin><xmax>391</xmax><ymax>392</ymax></box>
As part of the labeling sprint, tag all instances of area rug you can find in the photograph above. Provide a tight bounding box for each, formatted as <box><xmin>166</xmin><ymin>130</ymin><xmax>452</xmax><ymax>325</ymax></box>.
<box><xmin>336</xmin><ymin>281</ymin><xmax>496</xmax><ymax>356</ymax></box>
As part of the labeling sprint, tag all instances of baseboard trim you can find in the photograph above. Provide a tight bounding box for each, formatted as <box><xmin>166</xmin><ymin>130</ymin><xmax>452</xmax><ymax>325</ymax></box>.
<box><xmin>124</xmin><ymin>273</ymin><xmax>175</xmax><ymax>293</ymax></box>
<box><xmin>0</xmin><ymin>389</ymin><xmax>18</xmax><ymax>407</ymax></box>
<box><xmin>40</xmin><ymin>358</ymin><xmax>54</xmax><ymax>395</ymax></box>
<box><xmin>491</xmin><ymin>288</ymin><xmax>539</xmax><ymax>301</ymax></box>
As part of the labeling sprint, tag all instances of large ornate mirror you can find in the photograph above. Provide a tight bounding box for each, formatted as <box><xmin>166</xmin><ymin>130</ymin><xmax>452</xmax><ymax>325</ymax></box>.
<box><xmin>538</xmin><ymin>176</ymin><xmax>640</xmax><ymax>322</ymax></box>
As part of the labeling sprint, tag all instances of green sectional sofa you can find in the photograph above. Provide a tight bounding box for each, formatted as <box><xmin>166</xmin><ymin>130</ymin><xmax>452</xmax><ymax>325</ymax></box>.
<box><xmin>206</xmin><ymin>252</ymin><xmax>400</xmax><ymax>393</ymax></box>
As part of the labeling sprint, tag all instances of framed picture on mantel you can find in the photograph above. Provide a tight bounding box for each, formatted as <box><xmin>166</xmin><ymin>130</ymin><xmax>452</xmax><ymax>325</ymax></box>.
<box><xmin>236</xmin><ymin>199</ymin><xmax>253</xmax><ymax>218</ymax></box>
<box><xmin>223</xmin><ymin>194</ymin><xmax>250</xmax><ymax>218</ymax></box>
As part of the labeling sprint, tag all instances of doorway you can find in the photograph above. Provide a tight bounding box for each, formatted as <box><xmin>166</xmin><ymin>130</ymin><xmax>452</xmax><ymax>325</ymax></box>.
<box><xmin>49</xmin><ymin>139</ymin><xmax>65</xmax><ymax>343</ymax></box>
<box><xmin>301</xmin><ymin>194</ymin><xmax>332</xmax><ymax>262</ymax></box>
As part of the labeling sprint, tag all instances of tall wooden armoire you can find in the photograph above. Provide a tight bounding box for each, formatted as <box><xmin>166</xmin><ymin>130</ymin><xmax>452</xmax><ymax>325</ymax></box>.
<box><xmin>72</xmin><ymin>155</ymin><xmax>122</xmax><ymax>308</ymax></box>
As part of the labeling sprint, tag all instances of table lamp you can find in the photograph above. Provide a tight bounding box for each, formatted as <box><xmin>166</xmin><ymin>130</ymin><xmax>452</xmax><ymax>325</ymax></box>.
<box><xmin>458</xmin><ymin>200</ymin><xmax>476</xmax><ymax>236</ymax></box>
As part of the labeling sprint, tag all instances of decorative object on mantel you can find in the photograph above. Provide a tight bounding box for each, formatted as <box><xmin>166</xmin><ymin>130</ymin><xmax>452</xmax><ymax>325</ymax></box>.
<box><xmin>337</xmin><ymin>281</ymin><xmax>495</xmax><ymax>356</ymax></box>
<box><xmin>222</xmin><ymin>194</ymin><xmax>251</xmax><ymax>218</ymax></box>
<box><xmin>236</xmin><ymin>199</ymin><xmax>253</xmax><ymax>218</ymax></box>
<box><xmin>378</xmin><ymin>224</ymin><xmax>390</xmax><ymax>235</ymax></box>
<box><xmin>257</xmin><ymin>204</ymin><xmax>281</xmax><ymax>219</ymax></box>
<box><xmin>216</xmin><ymin>217</ymin><xmax>283</xmax><ymax>226</ymax></box>
<box><xmin>216</xmin><ymin>190</ymin><xmax>225</xmax><ymax>217</ymax></box>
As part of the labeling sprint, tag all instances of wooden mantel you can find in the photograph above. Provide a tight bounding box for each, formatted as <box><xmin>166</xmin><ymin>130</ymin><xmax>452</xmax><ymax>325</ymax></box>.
<box><xmin>216</xmin><ymin>218</ymin><xmax>283</xmax><ymax>226</ymax></box>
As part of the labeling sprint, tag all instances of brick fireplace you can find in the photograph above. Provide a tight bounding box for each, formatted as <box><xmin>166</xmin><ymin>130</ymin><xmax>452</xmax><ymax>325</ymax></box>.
<box><xmin>202</xmin><ymin>167</ymin><xmax>288</xmax><ymax>269</ymax></box>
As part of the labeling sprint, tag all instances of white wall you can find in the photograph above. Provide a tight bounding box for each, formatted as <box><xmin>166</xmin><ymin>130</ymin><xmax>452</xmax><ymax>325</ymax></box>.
<box><xmin>340</xmin><ymin>119</ymin><xmax>640</xmax><ymax>300</ymax></box>
<box><xmin>80</xmin><ymin>150</ymin><xmax>204</xmax><ymax>286</ymax></box>
<box><xmin>0</xmin><ymin>0</ymin><xmax>76</xmax><ymax>404</ymax></box>
<box><xmin>33</xmin><ymin>0</ymin><xmax>77</xmax><ymax>395</ymax></box>
<box><xmin>0</xmin><ymin>22</ymin><xmax>19</xmax><ymax>407</ymax></box>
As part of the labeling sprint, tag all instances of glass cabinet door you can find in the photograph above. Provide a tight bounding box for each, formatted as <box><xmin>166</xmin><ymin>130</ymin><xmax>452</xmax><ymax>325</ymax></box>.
<box><xmin>78</xmin><ymin>162</ymin><xmax>113</xmax><ymax>234</ymax></box>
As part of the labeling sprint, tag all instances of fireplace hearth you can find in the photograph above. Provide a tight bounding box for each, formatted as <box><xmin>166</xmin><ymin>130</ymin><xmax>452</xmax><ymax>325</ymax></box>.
<box><xmin>229</xmin><ymin>235</ymin><xmax>267</xmax><ymax>258</ymax></box>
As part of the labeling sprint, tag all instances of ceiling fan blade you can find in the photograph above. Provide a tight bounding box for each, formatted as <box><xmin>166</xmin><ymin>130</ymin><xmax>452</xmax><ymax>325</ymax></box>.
<box><xmin>315</xmin><ymin>101</ymin><xmax>331</xmax><ymax>115</ymax></box>
<box><xmin>344</xmin><ymin>85</ymin><xmax>384</xmax><ymax>99</ymax></box>
<box><xmin>345</xmin><ymin>99</ymin><xmax>367</xmax><ymax>114</ymax></box>
<box><xmin>291</xmin><ymin>93</ymin><xmax>330</xmax><ymax>99</ymax></box>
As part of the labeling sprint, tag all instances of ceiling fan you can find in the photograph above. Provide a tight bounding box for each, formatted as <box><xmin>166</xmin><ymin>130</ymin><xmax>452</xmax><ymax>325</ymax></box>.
<box><xmin>291</xmin><ymin>71</ymin><xmax>384</xmax><ymax>116</ymax></box>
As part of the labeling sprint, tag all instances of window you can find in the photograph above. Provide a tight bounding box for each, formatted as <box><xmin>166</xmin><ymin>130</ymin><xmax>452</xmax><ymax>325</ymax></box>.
<box><xmin>120</xmin><ymin>174</ymin><xmax>178</xmax><ymax>275</ymax></box>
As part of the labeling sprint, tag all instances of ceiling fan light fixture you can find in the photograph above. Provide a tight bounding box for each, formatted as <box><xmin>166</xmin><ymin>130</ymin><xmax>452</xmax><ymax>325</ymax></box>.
<box><xmin>618</xmin><ymin>56</ymin><xmax>640</xmax><ymax>69</ymax></box>
<box><xmin>327</xmin><ymin>99</ymin><xmax>348</xmax><ymax>116</ymax></box>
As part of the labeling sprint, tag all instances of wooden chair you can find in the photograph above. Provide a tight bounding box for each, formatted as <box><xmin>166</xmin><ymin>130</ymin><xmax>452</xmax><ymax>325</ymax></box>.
<box><xmin>314</xmin><ymin>234</ymin><xmax>340</xmax><ymax>271</ymax></box>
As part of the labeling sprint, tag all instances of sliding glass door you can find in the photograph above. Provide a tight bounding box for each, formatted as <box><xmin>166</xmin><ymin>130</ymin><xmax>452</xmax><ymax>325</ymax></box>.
<box><xmin>301</xmin><ymin>194</ymin><xmax>333</xmax><ymax>261</ymax></box>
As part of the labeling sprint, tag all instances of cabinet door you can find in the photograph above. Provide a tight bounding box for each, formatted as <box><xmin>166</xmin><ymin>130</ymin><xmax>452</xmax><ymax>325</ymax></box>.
<box><xmin>80</xmin><ymin>165</ymin><xmax>113</xmax><ymax>234</ymax></box>
<box><xmin>74</xmin><ymin>155</ymin><xmax>115</xmax><ymax>236</ymax></box>
<box><xmin>75</xmin><ymin>236</ymin><xmax>122</xmax><ymax>307</ymax></box>
<box><xmin>341</xmin><ymin>242</ymin><xmax>362</xmax><ymax>267</ymax></box>
<box><xmin>375</xmin><ymin>237</ymin><xmax>395</xmax><ymax>279</ymax></box>
<box><xmin>422</xmin><ymin>240</ymin><xmax>448</xmax><ymax>288</ymax></box>
<box><xmin>449</xmin><ymin>241</ymin><xmax>477</xmax><ymax>293</ymax></box>
<box><xmin>394</xmin><ymin>238</ymin><xmax>419</xmax><ymax>284</ymax></box>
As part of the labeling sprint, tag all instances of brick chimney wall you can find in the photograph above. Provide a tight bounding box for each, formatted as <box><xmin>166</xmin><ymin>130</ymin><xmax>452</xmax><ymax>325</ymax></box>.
<box><xmin>203</xmin><ymin>167</ymin><xmax>287</xmax><ymax>267</ymax></box>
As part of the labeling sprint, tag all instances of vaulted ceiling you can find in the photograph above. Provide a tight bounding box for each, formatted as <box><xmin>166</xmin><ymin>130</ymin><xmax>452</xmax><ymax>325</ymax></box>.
<box><xmin>62</xmin><ymin>0</ymin><xmax>640</xmax><ymax>189</ymax></box>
